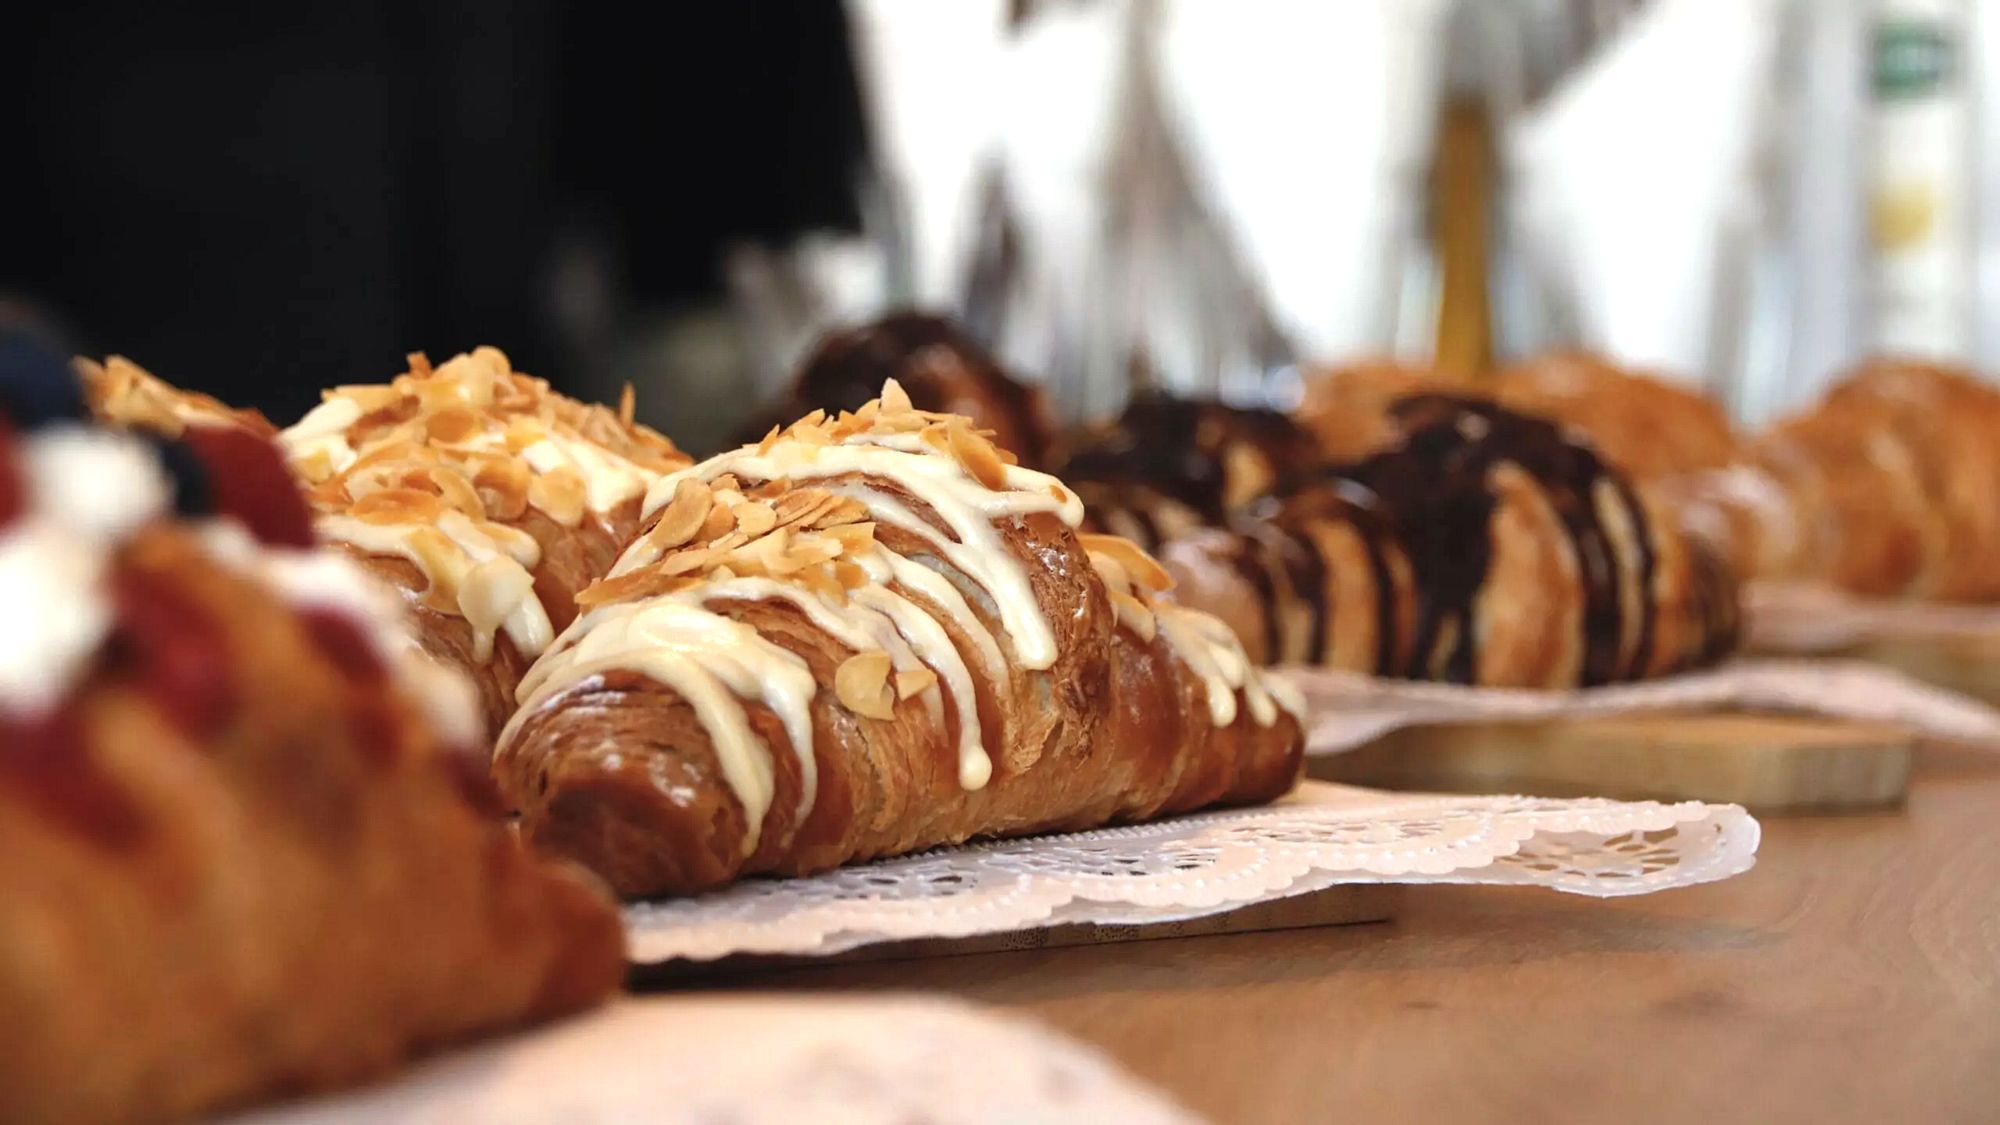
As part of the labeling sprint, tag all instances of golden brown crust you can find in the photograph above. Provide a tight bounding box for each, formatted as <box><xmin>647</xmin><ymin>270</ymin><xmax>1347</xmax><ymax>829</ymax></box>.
<box><xmin>1294</xmin><ymin>360</ymin><xmax>1443</xmax><ymax>461</ymax></box>
<box><xmin>495</xmin><ymin>397</ymin><xmax>1303</xmax><ymax>898</ymax></box>
<box><xmin>1489</xmin><ymin>352</ymin><xmax>1739</xmax><ymax>480</ymax></box>
<box><xmin>0</xmin><ymin>529</ymin><xmax>622</xmax><ymax>1125</ymax></box>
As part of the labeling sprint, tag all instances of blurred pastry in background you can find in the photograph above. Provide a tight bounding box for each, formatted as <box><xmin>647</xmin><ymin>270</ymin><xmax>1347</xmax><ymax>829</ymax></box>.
<box><xmin>281</xmin><ymin>347</ymin><xmax>689</xmax><ymax>733</ymax></box>
<box><xmin>1719</xmin><ymin>359</ymin><xmax>2000</xmax><ymax>602</ymax></box>
<box><xmin>740</xmin><ymin>312</ymin><xmax>1057</xmax><ymax>468</ymax></box>
<box><xmin>1055</xmin><ymin>392</ymin><xmax>1323</xmax><ymax>549</ymax></box>
<box><xmin>1488</xmin><ymin>352</ymin><xmax>1739</xmax><ymax>482</ymax></box>
<box><xmin>76</xmin><ymin>354</ymin><xmax>276</xmax><ymax>437</ymax></box>
<box><xmin>1163</xmin><ymin>395</ymin><xmax>1740</xmax><ymax>687</ymax></box>
<box><xmin>0</xmin><ymin>357</ymin><xmax>622</xmax><ymax>1124</ymax></box>
<box><xmin>1292</xmin><ymin>359</ymin><xmax>1443</xmax><ymax>461</ymax></box>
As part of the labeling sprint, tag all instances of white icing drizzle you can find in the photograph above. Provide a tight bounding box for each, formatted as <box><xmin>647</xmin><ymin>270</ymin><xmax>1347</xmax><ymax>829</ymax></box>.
<box><xmin>316</xmin><ymin>511</ymin><xmax>554</xmax><ymax>660</ymax></box>
<box><xmin>507</xmin><ymin>598</ymin><xmax>819</xmax><ymax>851</ymax></box>
<box><xmin>1152</xmin><ymin>603</ymin><xmax>1292</xmax><ymax>728</ymax></box>
<box><xmin>0</xmin><ymin>425</ymin><xmax>171</xmax><ymax>715</ymax></box>
<box><xmin>643</xmin><ymin>435</ymin><xmax>1083</xmax><ymax>669</ymax></box>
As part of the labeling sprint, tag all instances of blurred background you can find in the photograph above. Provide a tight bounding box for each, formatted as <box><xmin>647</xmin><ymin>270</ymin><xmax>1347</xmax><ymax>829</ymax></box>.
<box><xmin>6</xmin><ymin>0</ymin><xmax>1998</xmax><ymax>450</ymax></box>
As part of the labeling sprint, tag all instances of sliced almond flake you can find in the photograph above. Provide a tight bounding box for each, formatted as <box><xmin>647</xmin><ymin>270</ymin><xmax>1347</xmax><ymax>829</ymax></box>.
<box><xmin>920</xmin><ymin>425</ymin><xmax>950</xmax><ymax>452</ymax></box>
<box><xmin>350</xmin><ymin>488</ymin><xmax>446</xmax><ymax>525</ymax></box>
<box><xmin>406</xmin><ymin>352</ymin><xmax>435</xmax><ymax>379</ymax></box>
<box><xmin>756</xmin><ymin>425</ymin><xmax>781</xmax><ymax>456</ymax></box>
<box><xmin>647</xmin><ymin>478</ymin><xmax>713</xmax><ymax>550</ymax></box>
<box><xmin>797</xmin><ymin>564</ymin><xmax>845</xmax><ymax>603</ymax></box>
<box><xmin>732</xmin><ymin>502</ymin><xmax>779</xmax><ymax>537</ymax></box>
<box><xmin>711</xmin><ymin>473</ymin><xmax>742</xmax><ymax>494</ymax></box>
<box><xmin>1108</xmin><ymin>589</ymin><xmax>1159</xmax><ymax>643</ymax></box>
<box><xmin>1047</xmin><ymin>483</ymin><xmax>1069</xmax><ymax>504</ymax></box>
<box><xmin>822</xmin><ymin>523</ymin><xmax>876</xmax><ymax>553</ymax></box>
<box><xmin>698</xmin><ymin>502</ymin><xmax>737</xmax><ymax>542</ymax></box>
<box><xmin>894</xmin><ymin>667</ymin><xmax>938</xmax><ymax>699</ymax></box>
<box><xmin>425</xmin><ymin>406</ymin><xmax>480</xmax><ymax>444</ymax></box>
<box><xmin>1087</xmin><ymin>550</ymin><xmax>1132</xmax><ymax>594</ymax></box>
<box><xmin>428</xmin><ymin>465</ymin><xmax>486</xmax><ymax>517</ymax></box>
<box><xmin>879</xmin><ymin>378</ymin><xmax>914</xmax><ymax>414</ymax></box>
<box><xmin>947</xmin><ymin>419</ymin><xmax>1008</xmax><ymax>490</ymax></box>
<box><xmin>659</xmin><ymin>547</ymin><xmax>721</xmax><ymax>577</ymax></box>
<box><xmin>833</xmin><ymin>560</ymin><xmax>869</xmax><ymax>591</ymax></box>
<box><xmin>529</xmin><ymin>468</ymin><xmax>587</xmax><ymax>527</ymax></box>
<box><xmin>1079</xmin><ymin>533</ymin><xmax>1174</xmax><ymax>591</ymax></box>
<box><xmin>835</xmin><ymin>651</ymin><xmax>897</xmax><ymax>719</ymax></box>
<box><xmin>815</xmin><ymin>497</ymin><xmax>870</xmax><ymax>527</ymax></box>
<box><xmin>996</xmin><ymin>446</ymin><xmax>1019</xmax><ymax>466</ymax></box>
<box><xmin>618</xmin><ymin>382</ymin><xmax>636</xmax><ymax>426</ymax></box>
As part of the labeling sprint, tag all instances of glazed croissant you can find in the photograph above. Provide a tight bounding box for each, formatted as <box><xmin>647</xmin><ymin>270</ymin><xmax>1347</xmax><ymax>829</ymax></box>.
<box><xmin>1696</xmin><ymin>359</ymin><xmax>2000</xmax><ymax>601</ymax></box>
<box><xmin>495</xmin><ymin>381</ymin><xmax>1304</xmax><ymax>897</ymax></box>
<box><xmin>1162</xmin><ymin>395</ymin><xmax>1741</xmax><ymax>687</ymax></box>
<box><xmin>0</xmin><ymin>403</ymin><xmax>621</xmax><ymax>1124</ymax></box>
<box><xmin>280</xmin><ymin>347</ymin><xmax>690</xmax><ymax>733</ymax></box>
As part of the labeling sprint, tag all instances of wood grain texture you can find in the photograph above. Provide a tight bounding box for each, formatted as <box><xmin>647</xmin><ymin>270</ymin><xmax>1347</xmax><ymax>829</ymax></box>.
<box><xmin>670</xmin><ymin>745</ymin><xmax>2000</xmax><ymax>1124</ymax></box>
<box><xmin>1310</xmin><ymin>711</ymin><xmax>1914</xmax><ymax>811</ymax></box>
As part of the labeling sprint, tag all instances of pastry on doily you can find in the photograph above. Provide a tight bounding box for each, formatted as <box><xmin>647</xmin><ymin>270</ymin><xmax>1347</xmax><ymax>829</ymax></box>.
<box><xmin>77</xmin><ymin>354</ymin><xmax>276</xmax><ymax>437</ymax></box>
<box><xmin>495</xmin><ymin>381</ymin><xmax>1304</xmax><ymax>896</ymax></box>
<box><xmin>0</xmin><ymin>367</ymin><xmax>622</xmax><ymax>1125</ymax></box>
<box><xmin>740</xmin><ymin>312</ymin><xmax>1057</xmax><ymax>468</ymax></box>
<box><xmin>1055</xmin><ymin>391</ymin><xmax>1325</xmax><ymax>549</ymax></box>
<box><xmin>1162</xmin><ymin>395</ymin><xmax>1740</xmax><ymax>687</ymax></box>
<box><xmin>1722</xmin><ymin>358</ymin><xmax>2000</xmax><ymax>601</ymax></box>
<box><xmin>280</xmin><ymin>347</ymin><xmax>690</xmax><ymax>732</ymax></box>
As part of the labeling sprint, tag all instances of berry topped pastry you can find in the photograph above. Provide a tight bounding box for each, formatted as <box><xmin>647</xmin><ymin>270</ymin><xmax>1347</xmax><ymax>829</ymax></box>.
<box><xmin>0</xmin><ymin>338</ymin><xmax>623</xmax><ymax>1125</ymax></box>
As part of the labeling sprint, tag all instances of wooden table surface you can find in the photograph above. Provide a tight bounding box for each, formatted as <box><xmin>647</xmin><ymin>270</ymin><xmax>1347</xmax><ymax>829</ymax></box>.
<box><xmin>689</xmin><ymin>744</ymin><xmax>2000</xmax><ymax>1124</ymax></box>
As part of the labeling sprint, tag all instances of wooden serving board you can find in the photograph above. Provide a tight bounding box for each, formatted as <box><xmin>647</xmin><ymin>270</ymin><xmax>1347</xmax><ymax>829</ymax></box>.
<box><xmin>1310</xmin><ymin>710</ymin><xmax>1913</xmax><ymax>812</ymax></box>
<box><xmin>631</xmin><ymin>884</ymin><xmax>1401</xmax><ymax>982</ymax></box>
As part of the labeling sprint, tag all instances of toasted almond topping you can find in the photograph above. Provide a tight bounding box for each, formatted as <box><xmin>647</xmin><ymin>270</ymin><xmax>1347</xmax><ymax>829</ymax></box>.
<box><xmin>797</xmin><ymin>563</ymin><xmax>845</xmax><ymax>602</ymax></box>
<box><xmin>1080</xmin><ymin>533</ymin><xmax>1174</xmax><ymax>591</ymax></box>
<box><xmin>833</xmin><ymin>559</ymin><xmax>869</xmax><ymax>590</ymax></box>
<box><xmin>823</xmin><ymin>523</ymin><xmax>876</xmax><ymax>553</ymax></box>
<box><xmin>816</xmin><ymin>497</ymin><xmax>870</xmax><ymax>527</ymax></box>
<box><xmin>756</xmin><ymin>425</ymin><xmax>781</xmax><ymax>456</ymax></box>
<box><xmin>424</xmin><ymin>406</ymin><xmax>480</xmax><ymax>443</ymax></box>
<box><xmin>1088</xmin><ymin>549</ymin><xmax>1131</xmax><ymax>594</ymax></box>
<box><xmin>947</xmin><ymin>419</ymin><xmax>1008</xmax><ymax>490</ymax></box>
<box><xmin>835</xmin><ymin>651</ymin><xmax>897</xmax><ymax>719</ymax></box>
<box><xmin>1108</xmin><ymin>589</ymin><xmax>1159</xmax><ymax>642</ymax></box>
<box><xmin>528</xmin><ymin>467</ymin><xmax>587</xmax><ymax>526</ymax></box>
<box><xmin>894</xmin><ymin>667</ymin><xmax>938</xmax><ymax>699</ymax></box>
<box><xmin>618</xmin><ymin>382</ymin><xmax>636</xmax><ymax>426</ymax></box>
<box><xmin>733</xmin><ymin>501</ymin><xmax>778</xmax><ymax>538</ymax></box>
<box><xmin>351</xmin><ymin>488</ymin><xmax>445</xmax><ymax>525</ymax></box>
<box><xmin>879</xmin><ymin>378</ymin><xmax>914</xmax><ymax>414</ymax></box>
<box><xmin>406</xmin><ymin>351</ymin><xmax>435</xmax><ymax>379</ymax></box>
<box><xmin>659</xmin><ymin>547</ymin><xmax>720</xmax><ymax>577</ymax></box>
<box><xmin>647</xmin><ymin>477</ymin><xmax>713</xmax><ymax>551</ymax></box>
<box><xmin>428</xmin><ymin>465</ymin><xmax>484</xmax><ymax>516</ymax></box>
<box><xmin>1047</xmin><ymin>483</ymin><xmax>1069</xmax><ymax>504</ymax></box>
<box><xmin>698</xmin><ymin>502</ymin><xmax>737</xmax><ymax>542</ymax></box>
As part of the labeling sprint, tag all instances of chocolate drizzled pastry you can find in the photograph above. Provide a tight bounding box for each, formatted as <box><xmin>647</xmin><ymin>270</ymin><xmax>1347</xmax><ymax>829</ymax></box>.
<box><xmin>1163</xmin><ymin>395</ymin><xmax>1740</xmax><ymax>688</ymax></box>
<box><xmin>743</xmin><ymin>312</ymin><xmax>1056</xmax><ymax>468</ymax></box>
<box><xmin>1057</xmin><ymin>392</ymin><xmax>1324</xmax><ymax>548</ymax></box>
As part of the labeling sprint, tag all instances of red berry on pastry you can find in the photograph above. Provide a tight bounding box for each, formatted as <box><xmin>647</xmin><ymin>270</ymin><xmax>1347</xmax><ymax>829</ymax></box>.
<box><xmin>0</xmin><ymin>414</ymin><xmax>23</xmax><ymax>529</ymax></box>
<box><xmin>109</xmin><ymin>566</ymin><xmax>237</xmax><ymax>737</ymax></box>
<box><xmin>179</xmin><ymin>425</ymin><xmax>315</xmax><ymax>548</ymax></box>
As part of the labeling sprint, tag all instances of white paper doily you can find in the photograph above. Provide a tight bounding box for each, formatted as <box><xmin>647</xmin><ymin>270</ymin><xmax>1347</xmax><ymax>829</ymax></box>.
<box><xmin>229</xmin><ymin>996</ymin><xmax>1191</xmax><ymax>1125</ymax></box>
<box><xmin>1286</xmin><ymin>659</ymin><xmax>2000</xmax><ymax>755</ymax></box>
<box><xmin>623</xmin><ymin>781</ymin><xmax>1759</xmax><ymax>964</ymax></box>
<box><xmin>1748</xmin><ymin>581</ymin><xmax>2000</xmax><ymax>654</ymax></box>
